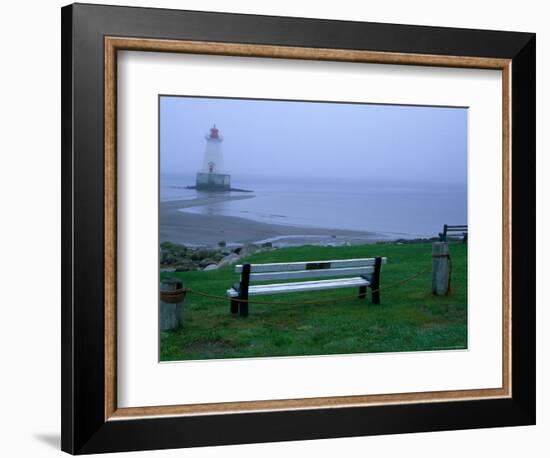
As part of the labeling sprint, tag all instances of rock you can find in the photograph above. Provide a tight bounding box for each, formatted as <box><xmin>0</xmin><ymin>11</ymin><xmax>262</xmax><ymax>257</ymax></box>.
<box><xmin>192</xmin><ymin>248</ymin><xmax>218</xmax><ymax>261</ymax></box>
<box><xmin>160</xmin><ymin>250</ymin><xmax>175</xmax><ymax>264</ymax></box>
<box><xmin>212</xmin><ymin>252</ymin><xmax>225</xmax><ymax>261</ymax></box>
<box><xmin>239</xmin><ymin>243</ymin><xmax>260</xmax><ymax>257</ymax></box>
<box><xmin>161</xmin><ymin>241</ymin><xmax>187</xmax><ymax>255</ymax></box>
<box><xmin>217</xmin><ymin>253</ymin><xmax>240</xmax><ymax>268</ymax></box>
<box><xmin>203</xmin><ymin>264</ymin><xmax>218</xmax><ymax>271</ymax></box>
<box><xmin>160</xmin><ymin>241</ymin><xmax>189</xmax><ymax>265</ymax></box>
<box><xmin>174</xmin><ymin>260</ymin><xmax>198</xmax><ymax>272</ymax></box>
<box><xmin>205</xmin><ymin>248</ymin><xmax>218</xmax><ymax>259</ymax></box>
<box><xmin>199</xmin><ymin>258</ymin><xmax>215</xmax><ymax>268</ymax></box>
<box><xmin>261</xmin><ymin>242</ymin><xmax>273</xmax><ymax>248</ymax></box>
<box><xmin>160</xmin><ymin>241</ymin><xmax>187</xmax><ymax>251</ymax></box>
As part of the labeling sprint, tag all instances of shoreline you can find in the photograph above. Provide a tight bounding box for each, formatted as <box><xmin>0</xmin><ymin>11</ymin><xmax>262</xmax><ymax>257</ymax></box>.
<box><xmin>160</xmin><ymin>195</ymin><xmax>395</xmax><ymax>247</ymax></box>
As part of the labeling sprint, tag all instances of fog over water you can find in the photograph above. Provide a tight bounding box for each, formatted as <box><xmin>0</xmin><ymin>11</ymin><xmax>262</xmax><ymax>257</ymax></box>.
<box><xmin>160</xmin><ymin>96</ymin><xmax>467</xmax><ymax>185</ymax></box>
<box><xmin>160</xmin><ymin>96</ymin><xmax>467</xmax><ymax>239</ymax></box>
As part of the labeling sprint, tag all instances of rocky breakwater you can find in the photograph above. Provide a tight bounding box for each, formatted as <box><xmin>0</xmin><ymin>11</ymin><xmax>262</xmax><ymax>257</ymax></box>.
<box><xmin>160</xmin><ymin>241</ymin><xmax>273</xmax><ymax>272</ymax></box>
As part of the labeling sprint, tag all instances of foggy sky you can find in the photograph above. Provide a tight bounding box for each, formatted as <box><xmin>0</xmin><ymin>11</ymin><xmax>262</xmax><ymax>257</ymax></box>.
<box><xmin>160</xmin><ymin>96</ymin><xmax>467</xmax><ymax>185</ymax></box>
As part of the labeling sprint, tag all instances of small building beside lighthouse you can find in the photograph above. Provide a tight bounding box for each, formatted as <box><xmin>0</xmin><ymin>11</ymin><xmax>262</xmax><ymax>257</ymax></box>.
<box><xmin>195</xmin><ymin>124</ymin><xmax>231</xmax><ymax>191</ymax></box>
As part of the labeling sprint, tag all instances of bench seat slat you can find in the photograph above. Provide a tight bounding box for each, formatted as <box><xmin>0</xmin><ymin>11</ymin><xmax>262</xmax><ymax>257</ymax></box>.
<box><xmin>235</xmin><ymin>257</ymin><xmax>387</xmax><ymax>273</ymax></box>
<box><xmin>249</xmin><ymin>266</ymin><xmax>375</xmax><ymax>282</ymax></box>
<box><xmin>227</xmin><ymin>276</ymin><xmax>370</xmax><ymax>297</ymax></box>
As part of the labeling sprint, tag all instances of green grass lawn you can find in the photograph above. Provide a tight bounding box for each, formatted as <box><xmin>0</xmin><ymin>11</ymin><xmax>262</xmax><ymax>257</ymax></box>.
<box><xmin>160</xmin><ymin>242</ymin><xmax>467</xmax><ymax>361</ymax></box>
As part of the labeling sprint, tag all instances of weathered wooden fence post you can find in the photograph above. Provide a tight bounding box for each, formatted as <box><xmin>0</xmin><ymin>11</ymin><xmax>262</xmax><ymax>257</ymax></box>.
<box><xmin>160</xmin><ymin>278</ymin><xmax>186</xmax><ymax>331</ymax></box>
<box><xmin>432</xmin><ymin>242</ymin><xmax>450</xmax><ymax>296</ymax></box>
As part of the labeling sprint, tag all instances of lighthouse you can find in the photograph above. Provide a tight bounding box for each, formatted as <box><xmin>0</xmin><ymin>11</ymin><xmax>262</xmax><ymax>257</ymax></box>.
<box><xmin>195</xmin><ymin>124</ymin><xmax>231</xmax><ymax>191</ymax></box>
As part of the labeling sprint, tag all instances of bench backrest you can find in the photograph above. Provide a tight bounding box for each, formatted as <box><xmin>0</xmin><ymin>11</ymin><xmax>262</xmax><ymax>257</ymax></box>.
<box><xmin>443</xmin><ymin>224</ymin><xmax>468</xmax><ymax>233</ymax></box>
<box><xmin>235</xmin><ymin>257</ymin><xmax>387</xmax><ymax>283</ymax></box>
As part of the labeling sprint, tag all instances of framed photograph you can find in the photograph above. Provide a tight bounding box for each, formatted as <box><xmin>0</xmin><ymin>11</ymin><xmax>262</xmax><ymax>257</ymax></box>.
<box><xmin>61</xmin><ymin>3</ymin><xmax>536</xmax><ymax>454</ymax></box>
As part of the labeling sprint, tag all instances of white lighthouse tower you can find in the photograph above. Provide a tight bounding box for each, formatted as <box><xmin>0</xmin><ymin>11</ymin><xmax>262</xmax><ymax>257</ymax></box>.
<box><xmin>195</xmin><ymin>125</ymin><xmax>231</xmax><ymax>190</ymax></box>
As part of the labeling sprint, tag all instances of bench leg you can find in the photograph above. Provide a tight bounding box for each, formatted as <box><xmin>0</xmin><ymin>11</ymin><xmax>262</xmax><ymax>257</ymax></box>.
<box><xmin>371</xmin><ymin>256</ymin><xmax>382</xmax><ymax>305</ymax></box>
<box><xmin>358</xmin><ymin>285</ymin><xmax>367</xmax><ymax>299</ymax></box>
<box><xmin>239</xmin><ymin>264</ymin><xmax>251</xmax><ymax>317</ymax></box>
<box><xmin>230</xmin><ymin>298</ymin><xmax>239</xmax><ymax>314</ymax></box>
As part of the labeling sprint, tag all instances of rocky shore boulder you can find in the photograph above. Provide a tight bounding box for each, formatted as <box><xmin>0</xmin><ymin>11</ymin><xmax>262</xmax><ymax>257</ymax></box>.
<box><xmin>160</xmin><ymin>240</ymin><xmax>277</xmax><ymax>272</ymax></box>
<box><xmin>217</xmin><ymin>253</ymin><xmax>240</xmax><ymax>268</ymax></box>
<box><xmin>190</xmin><ymin>248</ymin><xmax>218</xmax><ymax>261</ymax></box>
<box><xmin>199</xmin><ymin>258</ymin><xmax>216</xmax><ymax>268</ymax></box>
<box><xmin>160</xmin><ymin>241</ymin><xmax>188</xmax><ymax>264</ymax></box>
<box><xmin>238</xmin><ymin>243</ymin><xmax>261</xmax><ymax>257</ymax></box>
<box><xmin>174</xmin><ymin>259</ymin><xmax>198</xmax><ymax>272</ymax></box>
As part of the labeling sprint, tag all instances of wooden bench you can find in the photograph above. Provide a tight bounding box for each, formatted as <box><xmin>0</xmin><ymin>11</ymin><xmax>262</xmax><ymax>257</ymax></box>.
<box><xmin>227</xmin><ymin>257</ymin><xmax>387</xmax><ymax>317</ymax></box>
<box><xmin>439</xmin><ymin>224</ymin><xmax>468</xmax><ymax>243</ymax></box>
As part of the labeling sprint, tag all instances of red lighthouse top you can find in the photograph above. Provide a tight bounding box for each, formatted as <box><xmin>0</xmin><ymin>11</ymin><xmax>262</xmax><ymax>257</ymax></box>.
<box><xmin>209</xmin><ymin>124</ymin><xmax>220</xmax><ymax>139</ymax></box>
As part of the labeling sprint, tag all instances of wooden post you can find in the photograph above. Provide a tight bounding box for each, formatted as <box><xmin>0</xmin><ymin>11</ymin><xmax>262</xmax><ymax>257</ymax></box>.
<box><xmin>370</xmin><ymin>256</ymin><xmax>382</xmax><ymax>304</ymax></box>
<box><xmin>432</xmin><ymin>242</ymin><xmax>450</xmax><ymax>296</ymax></box>
<box><xmin>239</xmin><ymin>264</ymin><xmax>251</xmax><ymax>317</ymax></box>
<box><xmin>160</xmin><ymin>278</ymin><xmax>185</xmax><ymax>331</ymax></box>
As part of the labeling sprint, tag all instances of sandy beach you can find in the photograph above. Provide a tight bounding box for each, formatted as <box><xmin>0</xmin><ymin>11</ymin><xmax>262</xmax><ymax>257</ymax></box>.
<box><xmin>160</xmin><ymin>194</ymin><xmax>388</xmax><ymax>247</ymax></box>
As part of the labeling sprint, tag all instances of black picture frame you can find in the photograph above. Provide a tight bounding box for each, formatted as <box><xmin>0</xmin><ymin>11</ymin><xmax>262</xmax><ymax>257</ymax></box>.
<box><xmin>61</xmin><ymin>3</ymin><xmax>535</xmax><ymax>454</ymax></box>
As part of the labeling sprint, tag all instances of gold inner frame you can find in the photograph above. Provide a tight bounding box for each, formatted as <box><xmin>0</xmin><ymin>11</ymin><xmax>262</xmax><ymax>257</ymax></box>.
<box><xmin>104</xmin><ymin>37</ymin><xmax>512</xmax><ymax>421</ymax></box>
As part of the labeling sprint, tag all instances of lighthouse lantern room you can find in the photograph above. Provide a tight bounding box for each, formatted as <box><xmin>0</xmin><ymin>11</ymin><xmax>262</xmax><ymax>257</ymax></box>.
<box><xmin>195</xmin><ymin>125</ymin><xmax>231</xmax><ymax>191</ymax></box>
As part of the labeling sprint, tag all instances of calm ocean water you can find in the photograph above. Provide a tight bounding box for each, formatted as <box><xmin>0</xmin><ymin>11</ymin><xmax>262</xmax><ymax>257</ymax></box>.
<box><xmin>160</xmin><ymin>174</ymin><xmax>467</xmax><ymax>238</ymax></box>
